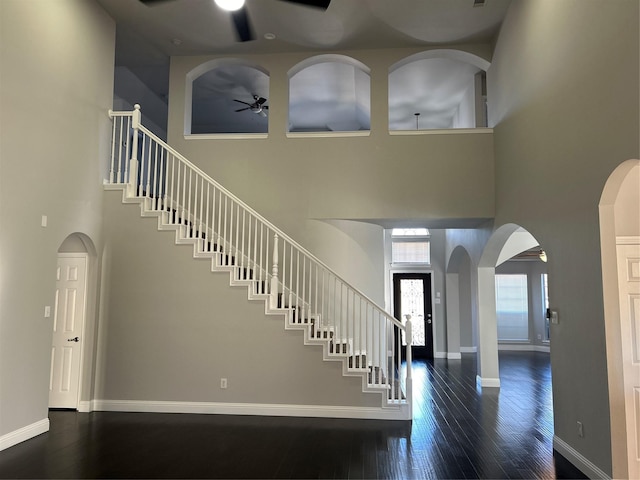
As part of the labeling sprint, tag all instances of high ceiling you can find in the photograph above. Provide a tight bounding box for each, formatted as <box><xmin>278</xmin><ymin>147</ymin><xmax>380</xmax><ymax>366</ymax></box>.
<box><xmin>97</xmin><ymin>0</ymin><xmax>511</xmax><ymax>132</ymax></box>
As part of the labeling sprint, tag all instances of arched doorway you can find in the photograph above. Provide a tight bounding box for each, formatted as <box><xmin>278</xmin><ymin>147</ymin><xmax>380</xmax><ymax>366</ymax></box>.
<box><xmin>476</xmin><ymin>224</ymin><xmax>547</xmax><ymax>387</ymax></box>
<box><xmin>49</xmin><ymin>233</ymin><xmax>97</xmax><ymax>411</ymax></box>
<box><xmin>446</xmin><ymin>245</ymin><xmax>474</xmax><ymax>359</ymax></box>
<box><xmin>599</xmin><ymin>159</ymin><xmax>640</xmax><ymax>479</ymax></box>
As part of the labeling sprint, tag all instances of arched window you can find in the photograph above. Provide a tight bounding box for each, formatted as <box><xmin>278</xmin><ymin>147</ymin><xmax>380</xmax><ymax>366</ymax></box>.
<box><xmin>288</xmin><ymin>55</ymin><xmax>370</xmax><ymax>133</ymax></box>
<box><xmin>389</xmin><ymin>50</ymin><xmax>489</xmax><ymax>131</ymax></box>
<box><xmin>187</xmin><ymin>60</ymin><xmax>269</xmax><ymax>135</ymax></box>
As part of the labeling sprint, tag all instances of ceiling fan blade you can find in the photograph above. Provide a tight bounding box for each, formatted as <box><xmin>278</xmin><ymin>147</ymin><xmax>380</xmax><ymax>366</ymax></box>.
<box><xmin>231</xmin><ymin>7</ymin><xmax>255</xmax><ymax>42</ymax></box>
<box><xmin>233</xmin><ymin>99</ymin><xmax>253</xmax><ymax>106</ymax></box>
<box><xmin>255</xmin><ymin>97</ymin><xmax>267</xmax><ymax>105</ymax></box>
<box><xmin>279</xmin><ymin>0</ymin><xmax>331</xmax><ymax>10</ymax></box>
<box><xmin>262</xmin><ymin>105</ymin><xmax>269</xmax><ymax>110</ymax></box>
<box><xmin>259</xmin><ymin>110</ymin><xmax>267</xmax><ymax>117</ymax></box>
<box><xmin>235</xmin><ymin>107</ymin><xmax>250</xmax><ymax>112</ymax></box>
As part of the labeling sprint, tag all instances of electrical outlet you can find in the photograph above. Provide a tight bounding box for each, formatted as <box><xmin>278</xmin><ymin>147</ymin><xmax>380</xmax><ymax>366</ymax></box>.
<box><xmin>220</xmin><ymin>378</ymin><xmax>227</xmax><ymax>389</ymax></box>
<box><xmin>577</xmin><ymin>421</ymin><xmax>584</xmax><ymax>438</ymax></box>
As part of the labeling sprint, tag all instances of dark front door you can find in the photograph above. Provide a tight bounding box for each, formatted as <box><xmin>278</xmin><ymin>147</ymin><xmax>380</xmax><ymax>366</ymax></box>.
<box><xmin>393</xmin><ymin>273</ymin><xmax>434</xmax><ymax>359</ymax></box>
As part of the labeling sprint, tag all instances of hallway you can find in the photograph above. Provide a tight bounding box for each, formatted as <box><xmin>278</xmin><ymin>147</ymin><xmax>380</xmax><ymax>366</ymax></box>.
<box><xmin>0</xmin><ymin>352</ymin><xmax>585</xmax><ymax>479</ymax></box>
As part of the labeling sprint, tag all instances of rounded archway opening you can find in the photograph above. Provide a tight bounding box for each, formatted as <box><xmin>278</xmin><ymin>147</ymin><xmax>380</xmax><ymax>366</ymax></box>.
<box><xmin>288</xmin><ymin>55</ymin><xmax>371</xmax><ymax>133</ymax></box>
<box><xmin>599</xmin><ymin>159</ymin><xmax>640</xmax><ymax>480</ymax></box>
<box><xmin>476</xmin><ymin>224</ymin><xmax>549</xmax><ymax>387</ymax></box>
<box><xmin>185</xmin><ymin>59</ymin><xmax>270</xmax><ymax>135</ymax></box>
<box><xmin>445</xmin><ymin>245</ymin><xmax>474</xmax><ymax>359</ymax></box>
<box><xmin>389</xmin><ymin>50</ymin><xmax>490</xmax><ymax>131</ymax></box>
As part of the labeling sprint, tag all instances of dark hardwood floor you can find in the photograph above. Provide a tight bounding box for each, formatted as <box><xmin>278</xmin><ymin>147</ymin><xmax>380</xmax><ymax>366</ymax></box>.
<box><xmin>0</xmin><ymin>352</ymin><xmax>587</xmax><ymax>479</ymax></box>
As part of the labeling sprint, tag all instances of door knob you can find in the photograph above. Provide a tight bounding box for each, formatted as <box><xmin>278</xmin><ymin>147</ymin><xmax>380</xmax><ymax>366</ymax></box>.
<box><xmin>67</xmin><ymin>337</ymin><xmax>79</xmax><ymax>342</ymax></box>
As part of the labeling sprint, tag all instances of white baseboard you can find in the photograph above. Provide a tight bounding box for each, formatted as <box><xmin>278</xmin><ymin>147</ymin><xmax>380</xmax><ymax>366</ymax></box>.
<box><xmin>476</xmin><ymin>375</ymin><xmax>500</xmax><ymax>388</ymax></box>
<box><xmin>92</xmin><ymin>399</ymin><xmax>410</xmax><ymax>421</ymax></box>
<box><xmin>553</xmin><ymin>435</ymin><xmax>610</xmax><ymax>480</ymax></box>
<box><xmin>78</xmin><ymin>401</ymin><xmax>92</xmax><ymax>413</ymax></box>
<box><xmin>0</xmin><ymin>418</ymin><xmax>49</xmax><ymax>452</ymax></box>
<box><xmin>460</xmin><ymin>346</ymin><xmax>477</xmax><ymax>353</ymax></box>
<box><xmin>434</xmin><ymin>351</ymin><xmax>447</xmax><ymax>359</ymax></box>
<box><xmin>447</xmin><ymin>352</ymin><xmax>462</xmax><ymax>360</ymax></box>
<box><xmin>498</xmin><ymin>343</ymin><xmax>551</xmax><ymax>353</ymax></box>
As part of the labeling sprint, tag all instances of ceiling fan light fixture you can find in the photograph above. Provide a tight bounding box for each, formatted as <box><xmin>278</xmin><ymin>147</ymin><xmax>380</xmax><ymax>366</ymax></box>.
<box><xmin>214</xmin><ymin>0</ymin><xmax>245</xmax><ymax>12</ymax></box>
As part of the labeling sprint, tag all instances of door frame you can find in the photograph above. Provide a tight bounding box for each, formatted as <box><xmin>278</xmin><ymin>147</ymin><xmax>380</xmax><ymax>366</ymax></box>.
<box><xmin>391</xmin><ymin>269</ymin><xmax>435</xmax><ymax>359</ymax></box>
<box><xmin>50</xmin><ymin>252</ymin><xmax>89</xmax><ymax>410</ymax></box>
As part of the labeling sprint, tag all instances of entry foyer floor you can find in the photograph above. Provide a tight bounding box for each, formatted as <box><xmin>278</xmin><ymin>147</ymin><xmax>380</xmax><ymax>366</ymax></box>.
<box><xmin>0</xmin><ymin>352</ymin><xmax>586</xmax><ymax>479</ymax></box>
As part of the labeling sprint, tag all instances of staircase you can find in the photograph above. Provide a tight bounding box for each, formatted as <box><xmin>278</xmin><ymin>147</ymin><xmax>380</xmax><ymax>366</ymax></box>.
<box><xmin>105</xmin><ymin>105</ymin><xmax>413</xmax><ymax>419</ymax></box>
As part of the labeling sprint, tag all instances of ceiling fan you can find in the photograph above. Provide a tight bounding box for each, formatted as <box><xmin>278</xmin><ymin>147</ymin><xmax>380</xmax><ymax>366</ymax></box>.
<box><xmin>234</xmin><ymin>95</ymin><xmax>268</xmax><ymax>117</ymax></box>
<box><xmin>140</xmin><ymin>0</ymin><xmax>331</xmax><ymax>43</ymax></box>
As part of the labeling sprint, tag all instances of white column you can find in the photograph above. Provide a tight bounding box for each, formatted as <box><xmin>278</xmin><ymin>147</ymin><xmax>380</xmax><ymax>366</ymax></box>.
<box><xmin>476</xmin><ymin>266</ymin><xmax>500</xmax><ymax>387</ymax></box>
<box><xmin>445</xmin><ymin>273</ymin><xmax>462</xmax><ymax>359</ymax></box>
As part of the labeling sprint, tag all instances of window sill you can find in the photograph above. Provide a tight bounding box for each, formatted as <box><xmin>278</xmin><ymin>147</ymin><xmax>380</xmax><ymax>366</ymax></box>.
<box><xmin>389</xmin><ymin>127</ymin><xmax>493</xmax><ymax>136</ymax></box>
<box><xmin>185</xmin><ymin>133</ymin><xmax>268</xmax><ymax>140</ymax></box>
<box><xmin>286</xmin><ymin>131</ymin><xmax>370</xmax><ymax>138</ymax></box>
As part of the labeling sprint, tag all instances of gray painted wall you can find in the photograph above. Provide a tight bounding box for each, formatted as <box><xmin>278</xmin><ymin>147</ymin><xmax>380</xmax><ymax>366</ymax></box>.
<box><xmin>166</xmin><ymin>50</ymin><xmax>496</xmax><ymax>306</ymax></box>
<box><xmin>488</xmin><ymin>0</ymin><xmax>639</xmax><ymax>474</ymax></box>
<box><xmin>97</xmin><ymin>192</ymin><xmax>382</xmax><ymax>409</ymax></box>
<box><xmin>0</xmin><ymin>0</ymin><xmax>115</xmax><ymax>438</ymax></box>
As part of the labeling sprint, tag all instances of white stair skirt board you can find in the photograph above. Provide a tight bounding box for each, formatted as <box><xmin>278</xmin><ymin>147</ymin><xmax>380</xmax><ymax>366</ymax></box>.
<box><xmin>0</xmin><ymin>418</ymin><xmax>49</xmax><ymax>452</ymax></box>
<box><xmin>553</xmin><ymin>435</ymin><xmax>610</xmax><ymax>480</ymax></box>
<box><xmin>92</xmin><ymin>400</ymin><xmax>411</xmax><ymax>421</ymax></box>
<box><xmin>476</xmin><ymin>375</ymin><xmax>501</xmax><ymax>388</ymax></box>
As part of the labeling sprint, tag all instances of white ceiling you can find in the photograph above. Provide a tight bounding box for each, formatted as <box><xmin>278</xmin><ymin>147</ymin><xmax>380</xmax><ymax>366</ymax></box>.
<box><xmin>98</xmin><ymin>0</ymin><xmax>511</xmax><ymax>132</ymax></box>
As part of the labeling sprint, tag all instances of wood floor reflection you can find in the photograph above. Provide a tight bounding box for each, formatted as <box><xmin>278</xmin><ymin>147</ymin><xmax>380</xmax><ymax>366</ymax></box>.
<box><xmin>0</xmin><ymin>352</ymin><xmax>587</xmax><ymax>479</ymax></box>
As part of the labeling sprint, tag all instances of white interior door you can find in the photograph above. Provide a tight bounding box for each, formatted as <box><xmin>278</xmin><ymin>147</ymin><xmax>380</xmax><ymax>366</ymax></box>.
<box><xmin>617</xmin><ymin>241</ymin><xmax>640</xmax><ymax>479</ymax></box>
<box><xmin>49</xmin><ymin>254</ymin><xmax>87</xmax><ymax>409</ymax></box>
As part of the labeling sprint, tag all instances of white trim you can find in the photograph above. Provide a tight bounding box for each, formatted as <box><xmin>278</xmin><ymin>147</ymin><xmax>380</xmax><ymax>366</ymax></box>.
<box><xmin>78</xmin><ymin>401</ymin><xmax>92</xmax><ymax>413</ymax></box>
<box><xmin>185</xmin><ymin>133</ymin><xmax>268</xmax><ymax>140</ymax></box>
<box><xmin>447</xmin><ymin>352</ymin><xmax>462</xmax><ymax>360</ymax></box>
<box><xmin>553</xmin><ymin>435</ymin><xmax>610</xmax><ymax>480</ymax></box>
<box><xmin>498</xmin><ymin>343</ymin><xmax>551</xmax><ymax>353</ymax></box>
<box><xmin>389</xmin><ymin>128</ymin><xmax>493</xmax><ymax>136</ymax></box>
<box><xmin>434</xmin><ymin>351</ymin><xmax>447</xmax><ymax>359</ymax></box>
<box><xmin>91</xmin><ymin>400</ymin><xmax>410</xmax><ymax>421</ymax></box>
<box><xmin>617</xmin><ymin>236</ymin><xmax>640</xmax><ymax>245</ymax></box>
<box><xmin>286</xmin><ymin>131</ymin><xmax>370</xmax><ymax>138</ymax></box>
<box><xmin>0</xmin><ymin>418</ymin><xmax>49</xmax><ymax>452</ymax></box>
<box><xmin>476</xmin><ymin>375</ymin><xmax>500</xmax><ymax>388</ymax></box>
<box><xmin>460</xmin><ymin>346</ymin><xmax>477</xmax><ymax>353</ymax></box>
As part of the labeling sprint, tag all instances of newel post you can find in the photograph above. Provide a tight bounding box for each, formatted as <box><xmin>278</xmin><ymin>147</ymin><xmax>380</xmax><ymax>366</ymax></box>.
<box><xmin>270</xmin><ymin>233</ymin><xmax>279</xmax><ymax>309</ymax></box>
<box><xmin>405</xmin><ymin>314</ymin><xmax>413</xmax><ymax>418</ymax></box>
<box><xmin>127</xmin><ymin>104</ymin><xmax>141</xmax><ymax>197</ymax></box>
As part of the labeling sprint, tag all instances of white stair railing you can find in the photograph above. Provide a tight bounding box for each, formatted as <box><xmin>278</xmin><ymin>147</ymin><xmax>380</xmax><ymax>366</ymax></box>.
<box><xmin>108</xmin><ymin>105</ymin><xmax>412</xmax><ymax>409</ymax></box>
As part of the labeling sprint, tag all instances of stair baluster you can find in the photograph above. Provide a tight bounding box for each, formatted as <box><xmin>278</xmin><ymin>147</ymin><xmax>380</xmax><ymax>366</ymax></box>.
<box><xmin>106</xmin><ymin>106</ymin><xmax>412</xmax><ymax>416</ymax></box>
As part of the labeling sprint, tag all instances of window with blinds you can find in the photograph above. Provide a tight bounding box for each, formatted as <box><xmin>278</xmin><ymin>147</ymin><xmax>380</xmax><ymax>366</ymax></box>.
<box><xmin>391</xmin><ymin>228</ymin><xmax>430</xmax><ymax>264</ymax></box>
<box><xmin>495</xmin><ymin>274</ymin><xmax>529</xmax><ymax>341</ymax></box>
